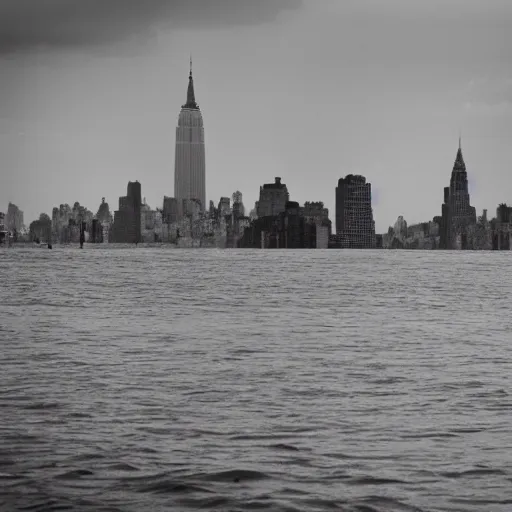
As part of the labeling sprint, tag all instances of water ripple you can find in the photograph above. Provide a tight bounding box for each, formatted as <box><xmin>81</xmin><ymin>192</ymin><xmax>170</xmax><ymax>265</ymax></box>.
<box><xmin>1</xmin><ymin>247</ymin><xmax>512</xmax><ymax>511</ymax></box>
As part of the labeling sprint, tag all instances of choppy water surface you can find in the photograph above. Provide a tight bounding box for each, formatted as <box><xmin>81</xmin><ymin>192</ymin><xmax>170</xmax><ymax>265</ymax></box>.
<box><xmin>1</xmin><ymin>247</ymin><xmax>512</xmax><ymax>512</ymax></box>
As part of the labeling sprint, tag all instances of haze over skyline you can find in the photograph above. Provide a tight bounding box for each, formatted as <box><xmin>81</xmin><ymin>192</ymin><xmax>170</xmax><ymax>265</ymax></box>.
<box><xmin>1</xmin><ymin>0</ymin><xmax>511</xmax><ymax>232</ymax></box>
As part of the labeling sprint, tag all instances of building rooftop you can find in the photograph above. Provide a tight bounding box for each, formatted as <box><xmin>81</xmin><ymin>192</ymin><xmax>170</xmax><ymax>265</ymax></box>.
<box><xmin>338</xmin><ymin>175</ymin><xmax>367</xmax><ymax>186</ymax></box>
<box><xmin>262</xmin><ymin>177</ymin><xmax>287</xmax><ymax>190</ymax></box>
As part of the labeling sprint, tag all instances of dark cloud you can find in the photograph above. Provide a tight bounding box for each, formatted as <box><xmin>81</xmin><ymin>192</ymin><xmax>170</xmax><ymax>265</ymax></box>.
<box><xmin>0</xmin><ymin>0</ymin><xmax>302</xmax><ymax>55</ymax></box>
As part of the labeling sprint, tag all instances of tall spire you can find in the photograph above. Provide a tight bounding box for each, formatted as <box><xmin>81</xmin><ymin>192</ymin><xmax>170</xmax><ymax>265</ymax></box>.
<box><xmin>183</xmin><ymin>55</ymin><xmax>199</xmax><ymax>110</ymax></box>
<box><xmin>454</xmin><ymin>135</ymin><xmax>466</xmax><ymax>171</ymax></box>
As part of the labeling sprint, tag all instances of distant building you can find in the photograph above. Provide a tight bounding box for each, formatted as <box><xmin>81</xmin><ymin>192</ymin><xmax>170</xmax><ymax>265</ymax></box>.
<box><xmin>50</xmin><ymin>202</ymin><xmax>93</xmax><ymax>244</ymax></box>
<box><xmin>440</xmin><ymin>140</ymin><xmax>477</xmax><ymax>249</ymax></box>
<box><xmin>218</xmin><ymin>197</ymin><xmax>231</xmax><ymax>216</ymax></box>
<box><xmin>239</xmin><ymin>199</ymin><xmax>330</xmax><ymax>249</ymax></box>
<box><xmin>51</xmin><ymin>205</ymin><xmax>71</xmax><ymax>244</ymax></box>
<box><xmin>232</xmin><ymin>191</ymin><xmax>245</xmax><ymax>219</ymax></box>
<box><xmin>140</xmin><ymin>199</ymin><xmax>159</xmax><ymax>243</ymax></box>
<box><xmin>393</xmin><ymin>216</ymin><xmax>408</xmax><ymax>241</ymax></box>
<box><xmin>163</xmin><ymin>196</ymin><xmax>180</xmax><ymax>224</ymax></box>
<box><xmin>380</xmin><ymin>216</ymin><xmax>442</xmax><ymax>250</ymax></box>
<box><xmin>111</xmin><ymin>181</ymin><xmax>142</xmax><ymax>243</ymax></box>
<box><xmin>6</xmin><ymin>202</ymin><xmax>24</xmax><ymax>234</ymax></box>
<box><xmin>333</xmin><ymin>174</ymin><xmax>375</xmax><ymax>248</ymax></box>
<box><xmin>182</xmin><ymin>198</ymin><xmax>202</xmax><ymax>219</ymax></box>
<box><xmin>302</xmin><ymin>201</ymin><xmax>332</xmax><ymax>249</ymax></box>
<box><xmin>174</xmin><ymin>59</ymin><xmax>206</xmax><ymax>215</ymax></box>
<box><xmin>491</xmin><ymin>203</ymin><xmax>512</xmax><ymax>250</ymax></box>
<box><xmin>277</xmin><ymin>201</ymin><xmax>307</xmax><ymax>248</ymax></box>
<box><xmin>0</xmin><ymin>212</ymin><xmax>7</xmax><ymax>244</ymax></box>
<box><xmin>91</xmin><ymin>198</ymin><xmax>113</xmax><ymax>244</ymax></box>
<box><xmin>249</xmin><ymin>204</ymin><xmax>258</xmax><ymax>221</ymax></box>
<box><xmin>29</xmin><ymin>214</ymin><xmax>52</xmax><ymax>244</ymax></box>
<box><xmin>90</xmin><ymin>219</ymin><xmax>104</xmax><ymax>243</ymax></box>
<box><xmin>256</xmin><ymin>177</ymin><xmax>290</xmax><ymax>218</ymax></box>
<box><xmin>96</xmin><ymin>198</ymin><xmax>113</xmax><ymax>225</ymax></box>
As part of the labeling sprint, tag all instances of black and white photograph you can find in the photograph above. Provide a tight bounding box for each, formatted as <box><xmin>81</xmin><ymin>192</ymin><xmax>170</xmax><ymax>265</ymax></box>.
<box><xmin>1</xmin><ymin>1</ymin><xmax>511</xmax><ymax>511</ymax></box>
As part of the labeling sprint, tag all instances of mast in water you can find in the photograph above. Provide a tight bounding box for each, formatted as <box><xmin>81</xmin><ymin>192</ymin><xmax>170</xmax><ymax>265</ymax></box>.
<box><xmin>80</xmin><ymin>217</ymin><xmax>85</xmax><ymax>249</ymax></box>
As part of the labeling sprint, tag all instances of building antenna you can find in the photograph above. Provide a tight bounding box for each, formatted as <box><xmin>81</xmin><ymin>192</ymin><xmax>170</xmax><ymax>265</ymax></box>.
<box><xmin>190</xmin><ymin>54</ymin><xmax>193</xmax><ymax>77</ymax></box>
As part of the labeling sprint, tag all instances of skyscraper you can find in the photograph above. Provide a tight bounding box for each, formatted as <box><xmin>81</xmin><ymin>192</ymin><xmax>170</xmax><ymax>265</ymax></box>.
<box><xmin>174</xmin><ymin>59</ymin><xmax>206</xmax><ymax>215</ymax></box>
<box><xmin>334</xmin><ymin>174</ymin><xmax>376</xmax><ymax>248</ymax></box>
<box><xmin>440</xmin><ymin>139</ymin><xmax>476</xmax><ymax>249</ymax></box>
<box><xmin>256</xmin><ymin>177</ymin><xmax>290</xmax><ymax>218</ymax></box>
<box><xmin>111</xmin><ymin>181</ymin><xmax>142</xmax><ymax>244</ymax></box>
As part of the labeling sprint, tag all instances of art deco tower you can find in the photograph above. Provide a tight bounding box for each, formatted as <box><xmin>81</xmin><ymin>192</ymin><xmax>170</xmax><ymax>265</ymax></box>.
<box><xmin>174</xmin><ymin>59</ymin><xmax>206</xmax><ymax>213</ymax></box>
<box><xmin>448</xmin><ymin>139</ymin><xmax>475</xmax><ymax>222</ymax></box>
<box><xmin>440</xmin><ymin>138</ymin><xmax>477</xmax><ymax>249</ymax></box>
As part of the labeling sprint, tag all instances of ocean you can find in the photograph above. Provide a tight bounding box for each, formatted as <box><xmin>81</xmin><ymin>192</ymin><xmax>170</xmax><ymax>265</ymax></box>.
<box><xmin>1</xmin><ymin>247</ymin><xmax>511</xmax><ymax>512</ymax></box>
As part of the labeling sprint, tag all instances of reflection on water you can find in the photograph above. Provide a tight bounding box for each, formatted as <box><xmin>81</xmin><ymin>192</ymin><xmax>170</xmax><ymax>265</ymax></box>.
<box><xmin>1</xmin><ymin>247</ymin><xmax>512</xmax><ymax>511</ymax></box>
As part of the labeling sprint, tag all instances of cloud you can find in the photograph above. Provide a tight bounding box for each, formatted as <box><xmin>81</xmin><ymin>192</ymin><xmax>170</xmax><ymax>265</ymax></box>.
<box><xmin>0</xmin><ymin>0</ymin><xmax>302</xmax><ymax>55</ymax></box>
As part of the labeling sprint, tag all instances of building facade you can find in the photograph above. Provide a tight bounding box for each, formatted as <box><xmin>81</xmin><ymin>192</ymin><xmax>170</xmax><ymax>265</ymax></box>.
<box><xmin>256</xmin><ymin>177</ymin><xmax>290</xmax><ymax>218</ymax></box>
<box><xmin>50</xmin><ymin>202</ymin><xmax>94</xmax><ymax>244</ymax></box>
<box><xmin>111</xmin><ymin>181</ymin><xmax>142</xmax><ymax>243</ymax></box>
<box><xmin>174</xmin><ymin>60</ymin><xmax>206</xmax><ymax>214</ymax></box>
<box><xmin>232</xmin><ymin>191</ymin><xmax>245</xmax><ymax>219</ymax></box>
<box><xmin>302</xmin><ymin>201</ymin><xmax>332</xmax><ymax>249</ymax></box>
<box><xmin>334</xmin><ymin>174</ymin><xmax>376</xmax><ymax>248</ymax></box>
<box><xmin>0</xmin><ymin>212</ymin><xmax>7</xmax><ymax>244</ymax></box>
<box><xmin>6</xmin><ymin>202</ymin><xmax>24</xmax><ymax>234</ymax></box>
<box><xmin>491</xmin><ymin>203</ymin><xmax>512</xmax><ymax>250</ymax></box>
<box><xmin>239</xmin><ymin>199</ymin><xmax>330</xmax><ymax>249</ymax></box>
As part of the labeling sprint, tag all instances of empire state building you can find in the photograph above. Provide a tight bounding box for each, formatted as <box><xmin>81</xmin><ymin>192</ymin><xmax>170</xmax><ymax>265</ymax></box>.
<box><xmin>174</xmin><ymin>60</ymin><xmax>206</xmax><ymax>213</ymax></box>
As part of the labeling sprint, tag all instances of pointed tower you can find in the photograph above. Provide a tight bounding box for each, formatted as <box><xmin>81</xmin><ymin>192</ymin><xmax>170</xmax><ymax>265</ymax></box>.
<box><xmin>450</xmin><ymin>137</ymin><xmax>469</xmax><ymax>193</ymax></box>
<box><xmin>453</xmin><ymin>136</ymin><xmax>466</xmax><ymax>172</ymax></box>
<box><xmin>174</xmin><ymin>58</ymin><xmax>206</xmax><ymax>215</ymax></box>
<box><xmin>441</xmin><ymin>138</ymin><xmax>476</xmax><ymax>249</ymax></box>
<box><xmin>183</xmin><ymin>56</ymin><xmax>199</xmax><ymax>110</ymax></box>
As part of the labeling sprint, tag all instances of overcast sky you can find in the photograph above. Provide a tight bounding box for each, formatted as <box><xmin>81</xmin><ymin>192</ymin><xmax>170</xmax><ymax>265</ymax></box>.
<box><xmin>1</xmin><ymin>0</ymin><xmax>511</xmax><ymax>231</ymax></box>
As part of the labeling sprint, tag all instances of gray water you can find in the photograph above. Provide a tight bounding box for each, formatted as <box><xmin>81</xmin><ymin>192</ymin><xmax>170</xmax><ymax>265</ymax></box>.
<box><xmin>1</xmin><ymin>247</ymin><xmax>512</xmax><ymax>512</ymax></box>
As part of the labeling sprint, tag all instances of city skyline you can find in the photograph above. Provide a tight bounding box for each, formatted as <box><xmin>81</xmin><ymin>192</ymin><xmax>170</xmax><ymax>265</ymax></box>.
<box><xmin>0</xmin><ymin>137</ymin><xmax>501</xmax><ymax>237</ymax></box>
<box><xmin>1</xmin><ymin>0</ymin><xmax>512</xmax><ymax>232</ymax></box>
